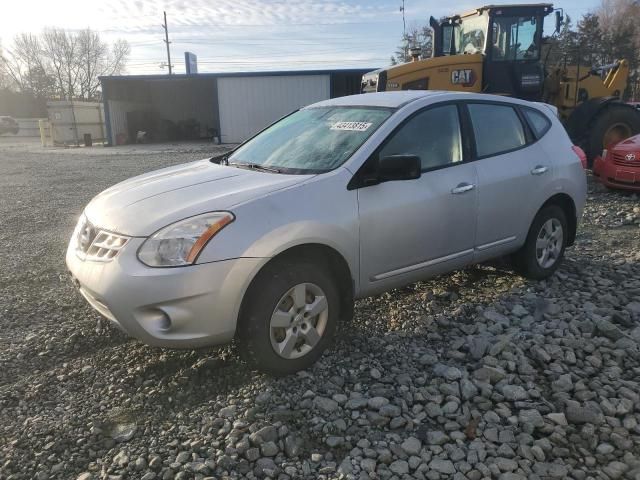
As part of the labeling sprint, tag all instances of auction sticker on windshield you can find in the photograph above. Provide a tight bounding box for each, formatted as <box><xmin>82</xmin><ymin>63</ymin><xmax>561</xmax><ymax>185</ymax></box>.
<box><xmin>330</xmin><ymin>121</ymin><xmax>373</xmax><ymax>132</ymax></box>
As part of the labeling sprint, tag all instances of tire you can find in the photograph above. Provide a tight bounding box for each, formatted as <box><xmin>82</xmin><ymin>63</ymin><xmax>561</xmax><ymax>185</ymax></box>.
<box><xmin>236</xmin><ymin>259</ymin><xmax>341</xmax><ymax>375</ymax></box>
<box><xmin>513</xmin><ymin>205</ymin><xmax>568</xmax><ymax>280</ymax></box>
<box><xmin>586</xmin><ymin>104</ymin><xmax>640</xmax><ymax>166</ymax></box>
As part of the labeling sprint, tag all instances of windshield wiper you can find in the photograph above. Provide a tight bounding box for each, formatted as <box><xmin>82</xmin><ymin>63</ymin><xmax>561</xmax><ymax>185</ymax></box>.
<box><xmin>228</xmin><ymin>162</ymin><xmax>281</xmax><ymax>173</ymax></box>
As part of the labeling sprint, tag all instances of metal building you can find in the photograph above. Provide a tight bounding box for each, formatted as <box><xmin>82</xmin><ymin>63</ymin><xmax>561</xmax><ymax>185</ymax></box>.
<box><xmin>100</xmin><ymin>69</ymin><xmax>370</xmax><ymax>146</ymax></box>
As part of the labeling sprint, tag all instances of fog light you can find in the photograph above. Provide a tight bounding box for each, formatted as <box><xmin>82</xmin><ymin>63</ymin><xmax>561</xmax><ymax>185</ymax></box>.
<box><xmin>149</xmin><ymin>310</ymin><xmax>172</xmax><ymax>331</ymax></box>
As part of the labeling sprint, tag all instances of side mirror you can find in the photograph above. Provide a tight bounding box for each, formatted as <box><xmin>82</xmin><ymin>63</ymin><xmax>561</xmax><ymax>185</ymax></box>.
<box><xmin>378</xmin><ymin>154</ymin><xmax>421</xmax><ymax>182</ymax></box>
<box><xmin>555</xmin><ymin>11</ymin><xmax>563</xmax><ymax>34</ymax></box>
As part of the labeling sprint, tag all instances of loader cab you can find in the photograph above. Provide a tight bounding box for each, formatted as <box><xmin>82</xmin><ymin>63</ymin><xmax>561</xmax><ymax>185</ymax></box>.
<box><xmin>434</xmin><ymin>4</ymin><xmax>553</xmax><ymax>100</ymax></box>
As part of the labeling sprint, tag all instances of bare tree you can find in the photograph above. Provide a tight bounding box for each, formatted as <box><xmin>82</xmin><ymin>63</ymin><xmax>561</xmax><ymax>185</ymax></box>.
<box><xmin>0</xmin><ymin>28</ymin><xmax>129</xmax><ymax>100</ymax></box>
<box><xmin>76</xmin><ymin>32</ymin><xmax>129</xmax><ymax>100</ymax></box>
<box><xmin>391</xmin><ymin>24</ymin><xmax>433</xmax><ymax>65</ymax></box>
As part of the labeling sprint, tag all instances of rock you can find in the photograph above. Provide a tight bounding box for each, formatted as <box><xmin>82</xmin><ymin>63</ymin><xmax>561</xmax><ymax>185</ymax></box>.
<box><xmin>551</xmin><ymin>374</ymin><xmax>573</xmax><ymax>393</ymax></box>
<box><xmin>429</xmin><ymin>458</ymin><xmax>456</xmax><ymax>474</ymax></box>
<box><xmin>254</xmin><ymin>458</ymin><xmax>277</xmax><ymax>476</ymax></box>
<box><xmin>361</xmin><ymin>458</ymin><xmax>376</xmax><ymax>473</ymax></box>
<box><xmin>565</xmin><ymin>405</ymin><xmax>604</xmax><ymax>425</ymax></box>
<box><xmin>245</xmin><ymin>448</ymin><xmax>260</xmax><ymax>462</ymax></box>
<box><xmin>484</xmin><ymin>309</ymin><xmax>509</xmax><ymax>324</ymax></box>
<box><xmin>468</xmin><ymin>336</ymin><xmax>492</xmax><ymax>360</ymax></box>
<box><xmin>596</xmin><ymin>443</ymin><xmax>615</xmax><ymax>455</ymax></box>
<box><xmin>626</xmin><ymin>301</ymin><xmax>640</xmax><ymax>315</ymax></box>
<box><xmin>370</xmin><ymin>368</ymin><xmax>382</xmax><ymax>379</ymax></box>
<box><xmin>314</xmin><ymin>396</ymin><xmax>339</xmax><ymax>413</ymax></box>
<box><xmin>326</xmin><ymin>436</ymin><xmax>344</xmax><ymax>447</ymax></box>
<box><xmin>338</xmin><ymin>458</ymin><xmax>353</xmax><ymax>476</ymax></box>
<box><xmin>250</xmin><ymin>425</ymin><xmax>279</xmax><ymax>445</ymax></box>
<box><xmin>389</xmin><ymin>460</ymin><xmax>409</xmax><ymax>475</ymax></box>
<box><xmin>110</xmin><ymin>422</ymin><xmax>137</xmax><ymax>443</ymax></box>
<box><xmin>519</xmin><ymin>409</ymin><xmax>544</xmax><ymax>428</ymax></box>
<box><xmin>473</xmin><ymin>365</ymin><xmax>507</xmax><ymax>384</ymax></box>
<box><xmin>602</xmin><ymin>461</ymin><xmax>628</xmax><ymax>479</ymax></box>
<box><xmin>368</xmin><ymin>397</ymin><xmax>389</xmax><ymax>409</ymax></box>
<box><xmin>433</xmin><ymin>363</ymin><xmax>462</xmax><ymax>381</ymax></box>
<box><xmin>460</xmin><ymin>378</ymin><xmax>479</xmax><ymax>400</ymax></box>
<box><xmin>219</xmin><ymin>405</ymin><xmax>236</xmax><ymax>418</ymax></box>
<box><xmin>425</xmin><ymin>431</ymin><xmax>449</xmax><ymax>445</ymax></box>
<box><xmin>594</xmin><ymin>318</ymin><xmax>626</xmax><ymax>340</ymax></box>
<box><xmin>76</xmin><ymin>474</ymin><xmax>93</xmax><ymax>480</ymax></box>
<box><xmin>379</xmin><ymin>403</ymin><xmax>401</xmax><ymax>417</ymax></box>
<box><xmin>512</xmin><ymin>304</ymin><xmax>528</xmax><ymax>317</ymax></box>
<box><xmin>113</xmin><ymin>451</ymin><xmax>129</xmax><ymax>467</ymax></box>
<box><xmin>546</xmin><ymin>413</ymin><xmax>568</xmax><ymax>426</ymax></box>
<box><xmin>260</xmin><ymin>441</ymin><xmax>279</xmax><ymax>457</ymax></box>
<box><xmin>401</xmin><ymin>437</ymin><xmax>422</xmax><ymax>456</ymax></box>
<box><xmin>284</xmin><ymin>435</ymin><xmax>303</xmax><ymax>458</ymax></box>
<box><xmin>501</xmin><ymin>385</ymin><xmax>528</xmax><ymax>401</ymax></box>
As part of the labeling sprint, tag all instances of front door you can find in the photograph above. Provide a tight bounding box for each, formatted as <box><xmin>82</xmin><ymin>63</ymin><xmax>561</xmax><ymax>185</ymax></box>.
<box><xmin>355</xmin><ymin>104</ymin><xmax>479</xmax><ymax>294</ymax></box>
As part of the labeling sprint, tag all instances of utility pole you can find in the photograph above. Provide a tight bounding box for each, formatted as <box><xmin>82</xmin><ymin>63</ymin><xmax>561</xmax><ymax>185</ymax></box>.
<box><xmin>400</xmin><ymin>0</ymin><xmax>407</xmax><ymax>61</ymax></box>
<box><xmin>162</xmin><ymin>11</ymin><xmax>172</xmax><ymax>75</ymax></box>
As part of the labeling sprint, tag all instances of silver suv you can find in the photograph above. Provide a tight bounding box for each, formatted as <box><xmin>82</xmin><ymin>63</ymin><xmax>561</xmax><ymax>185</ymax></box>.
<box><xmin>67</xmin><ymin>91</ymin><xmax>587</xmax><ymax>374</ymax></box>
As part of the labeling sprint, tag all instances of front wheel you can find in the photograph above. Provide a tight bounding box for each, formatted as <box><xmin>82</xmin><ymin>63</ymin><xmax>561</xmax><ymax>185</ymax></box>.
<box><xmin>236</xmin><ymin>259</ymin><xmax>341</xmax><ymax>375</ymax></box>
<box><xmin>513</xmin><ymin>205</ymin><xmax>568</xmax><ymax>280</ymax></box>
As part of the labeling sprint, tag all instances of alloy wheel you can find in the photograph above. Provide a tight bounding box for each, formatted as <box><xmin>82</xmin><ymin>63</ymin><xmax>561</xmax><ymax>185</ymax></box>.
<box><xmin>535</xmin><ymin>218</ymin><xmax>563</xmax><ymax>269</ymax></box>
<box><xmin>269</xmin><ymin>282</ymin><xmax>329</xmax><ymax>360</ymax></box>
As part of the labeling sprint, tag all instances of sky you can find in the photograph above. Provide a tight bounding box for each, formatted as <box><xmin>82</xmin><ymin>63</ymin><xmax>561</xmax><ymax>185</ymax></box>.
<box><xmin>1</xmin><ymin>0</ymin><xmax>602</xmax><ymax>75</ymax></box>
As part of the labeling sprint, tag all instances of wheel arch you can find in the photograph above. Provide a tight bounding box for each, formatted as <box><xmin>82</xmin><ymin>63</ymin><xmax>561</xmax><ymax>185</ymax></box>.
<box><xmin>237</xmin><ymin>243</ymin><xmax>355</xmax><ymax>335</ymax></box>
<box><xmin>537</xmin><ymin>193</ymin><xmax>577</xmax><ymax>247</ymax></box>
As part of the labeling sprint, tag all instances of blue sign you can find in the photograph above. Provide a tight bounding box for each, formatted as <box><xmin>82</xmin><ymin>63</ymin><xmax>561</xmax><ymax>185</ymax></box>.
<box><xmin>185</xmin><ymin>52</ymin><xmax>198</xmax><ymax>74</ymax></box>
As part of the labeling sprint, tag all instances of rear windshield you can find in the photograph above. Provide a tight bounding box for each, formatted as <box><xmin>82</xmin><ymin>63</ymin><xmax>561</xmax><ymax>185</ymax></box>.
<box><xmin>228</xmin><ymin>106</ymin><xmax>393</xmax><ymax>174</ymax></box>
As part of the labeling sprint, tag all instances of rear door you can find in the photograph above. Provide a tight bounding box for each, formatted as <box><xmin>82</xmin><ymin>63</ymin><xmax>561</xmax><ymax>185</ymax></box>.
<box><xmin>465</xmin><ymin>101</ymin><xmax>552</xmax><ymax>261</ymax></box>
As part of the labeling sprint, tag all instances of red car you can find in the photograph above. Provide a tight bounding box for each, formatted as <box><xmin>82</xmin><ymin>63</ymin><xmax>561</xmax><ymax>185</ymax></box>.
<box><xmin>593</xmin><ymin>134</ymin><xmax>640</xmax><ymax>191</ymax></box>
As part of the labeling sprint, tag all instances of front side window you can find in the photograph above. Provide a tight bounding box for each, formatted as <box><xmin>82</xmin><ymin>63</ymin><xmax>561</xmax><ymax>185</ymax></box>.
<box><xmin>456</xmin><ymin>12</ymin><xmax>489</xmax><ymax>55</ymax></box>
<box><xmin>468</xmin><ymin>103</ymin><xmax>526</xmax><ymax>157</ymax></box>
<box><xmin>378</xmin><ymin>105</ymin><xmax>463</xmax><ymax>171</ymax></box>
<box><xmin>491</xmin><ymin>15</ymin><xmax>540</xmax><ymax>61</ymax></box>
<box><xmin>228</xmin><ymin>107</ymin><xmax>392</xmax><ymax>174</ymax></box>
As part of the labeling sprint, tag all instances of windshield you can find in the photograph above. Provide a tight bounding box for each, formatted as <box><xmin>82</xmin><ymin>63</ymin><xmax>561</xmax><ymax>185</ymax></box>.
<box><xmin>227</xmin><ymin>106</ymin><xmax>392</xmax><ymax>174</ymax></box>
<box><xmin>491</xmin><ymin>15</ymin><xmax>540</xmax><ymax>61</ymax></box>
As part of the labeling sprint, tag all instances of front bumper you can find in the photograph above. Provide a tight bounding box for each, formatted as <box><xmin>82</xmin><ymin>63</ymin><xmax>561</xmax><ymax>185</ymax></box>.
<box><xmin>593</xmin><ymin>155</ymin><xmax>640</xmax><ymax>191</ymax></box>
<box><xmin>66</xmin><ymin>237</ymin><xmax>263</xmax><ymax>348</ymax></box>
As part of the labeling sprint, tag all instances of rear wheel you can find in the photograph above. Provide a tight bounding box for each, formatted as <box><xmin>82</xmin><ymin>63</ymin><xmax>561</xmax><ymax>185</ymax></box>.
<box><xmin>236</xmin><ymin>259</ymin><xmax>340</xmax><ymax>375</ymax></box>
<box><xmin>586</xmin><ymin>104</ymin><xmax>640</xmax><ymax>165</ymax></box>
<box><xmin>513</xmin><ymin>205</ymin><xmax>568</xmax><ymax>280</ymax></box>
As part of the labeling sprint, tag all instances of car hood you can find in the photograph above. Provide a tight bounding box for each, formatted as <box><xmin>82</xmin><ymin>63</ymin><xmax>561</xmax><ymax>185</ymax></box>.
<box><xmin>84</xmin><ymin>159</ymin><xmax>311</xmax><ymax>236</ymax></box>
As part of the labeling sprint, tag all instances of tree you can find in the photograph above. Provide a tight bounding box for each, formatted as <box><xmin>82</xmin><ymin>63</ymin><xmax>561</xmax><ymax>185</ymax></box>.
<box><xmin>391</xmin><ymin>24</ymin><xmax>433</xmax><ymax>65</ymax></box>
<box><xmin>0</xmin><ymin>28</ymin><xmax>129</xmax><ymax>101</ymax></box>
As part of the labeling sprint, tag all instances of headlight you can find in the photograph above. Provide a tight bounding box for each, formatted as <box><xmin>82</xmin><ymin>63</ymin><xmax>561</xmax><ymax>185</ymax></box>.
<box><xmin>137</xmin><ymin>212</ymin><xmax>234</xmax><ymax>267</ymax></box>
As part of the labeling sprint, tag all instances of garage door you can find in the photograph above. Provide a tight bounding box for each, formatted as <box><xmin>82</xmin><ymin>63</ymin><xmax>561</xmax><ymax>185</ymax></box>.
<box><xmin>217</xmin><ymin>75</ymin><xmax>330</xmax><ymax>143</ymax></box>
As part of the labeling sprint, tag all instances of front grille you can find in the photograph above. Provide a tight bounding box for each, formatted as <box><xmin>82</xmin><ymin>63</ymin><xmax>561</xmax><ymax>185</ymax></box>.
<box><xmin>75</xmin><ymin>216</ymin><xmax>129</xmax><ymax>262</ymax></box>
<box><xmin>612</xmin><ymin>152</ymin><xmax>640</xmax><ymax>167</ymax></box>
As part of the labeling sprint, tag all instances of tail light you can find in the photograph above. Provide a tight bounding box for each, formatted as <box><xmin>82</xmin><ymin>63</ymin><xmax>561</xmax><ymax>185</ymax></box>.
<box><xmin>572</xmin><ymin>145</ymin><xmax>587</xmax><ymax>169</ymax></box>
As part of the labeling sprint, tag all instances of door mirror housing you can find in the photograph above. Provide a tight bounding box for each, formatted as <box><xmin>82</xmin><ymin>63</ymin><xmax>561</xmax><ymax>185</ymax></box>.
<box><xmin>555</xmin><ymin>10</ymin><xmax>563</xmax><ymax>34</ymax></box>
<box><xmin>378</xmin><ymin>154</ymin><xmax>421</xmax><ymax>182</ymax></box>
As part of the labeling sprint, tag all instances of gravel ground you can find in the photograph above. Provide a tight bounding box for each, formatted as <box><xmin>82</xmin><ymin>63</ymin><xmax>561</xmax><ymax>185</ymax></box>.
<box><xmin>1</xmin><ymin>139</ymin><xmax>639</xmax><ymax>480</ymax></box>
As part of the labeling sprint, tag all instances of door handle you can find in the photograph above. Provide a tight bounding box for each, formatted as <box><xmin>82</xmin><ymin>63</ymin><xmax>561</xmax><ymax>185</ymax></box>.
<box><xmin>531</xmin><ymin>165</ymin><xmax>549</xmax><ymax>175</ymax></box>
<box><xmin>451</xmin><ymin>183</ymin><xmax>476</xmax><ymax>194</ymax></box>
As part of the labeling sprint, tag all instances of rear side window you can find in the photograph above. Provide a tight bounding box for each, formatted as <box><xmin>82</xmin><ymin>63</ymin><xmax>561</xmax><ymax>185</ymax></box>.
<box><xmin>522</xmin><ymin>107</ymin><xmax>552</xmax><ymax>139</ymax></box>
<box><xmin>378</xmin><ymin>104</ymin><xmax>463</xmax><ymax>171</ymax></box>
<box><xmin>468</xmin><ymin>103</ymin><xmax>526</xmax><ymax>157</ymax></box>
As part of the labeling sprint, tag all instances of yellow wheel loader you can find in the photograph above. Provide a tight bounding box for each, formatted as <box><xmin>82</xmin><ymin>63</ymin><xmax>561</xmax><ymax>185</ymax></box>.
<box><xmin>362</xmin><ymin>3</ymin><xmax>640</xmax><ymax>164</ymax></box>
